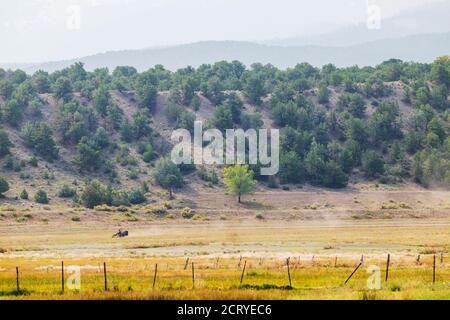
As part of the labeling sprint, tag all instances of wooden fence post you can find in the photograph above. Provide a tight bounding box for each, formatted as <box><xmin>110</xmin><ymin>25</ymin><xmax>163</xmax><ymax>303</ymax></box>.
<box><xmin>334</xmin><ymin>256</ymin><xmax>337</xmax><ymax>268</ymax></box>
<box><xmin>433</xmin><ymin>255</ymin><xmax>436</xmax><ymax>284</ymax></box>
<box><xmin>152</xmin><ymin>264</ymin><xmax>158</xmax><ymax>290</ymax></box>
<box><xmin>191</xmin><ymin>262</ymin><xmax>195</xmax><ymax>289</ymax></box>
<box><xmin>184</xmin><ymin>257</ymin><xmax>189</xmax><ymax>270</ymax></box>
<box><xmin>385</xmin><ymin>254</ymin><xmax>390</xmax><ymax>282</ymax></box>
<box><xmin>103</xmin><ymin>262</ymin><xmax>108</xmax><ymax>291</ymax></box>
<box><xmin>286</xmin><ymin>258</ymin><xmax>292</xmax><ymax>287</ymax></box>
<box><xmin>61</xmin><ymin>261</ymin><xmax>64</xmax><ymax>293</ymax></box>
<box><xmin>240</xmin><ymin>260</ymin><xmax>247</xmax><ymax>285</ymax></box>
<box><xmin>440</xmin><ymin>252</ymin><xmax>443</xmax><ymax>264</ymax></box>
<box><xmin>344</xmin><ymin>262</ymin><xmax>362</xmax><ymax>285</ymax></box>
<box><xmin>16</xmin><ymin>267</ymin><xmax>19</xmax><ymax>292</ymax></box>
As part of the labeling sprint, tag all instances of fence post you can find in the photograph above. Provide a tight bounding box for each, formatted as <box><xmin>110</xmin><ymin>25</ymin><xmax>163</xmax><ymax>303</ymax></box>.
<box><xmin>344</xmin><ymin>262</ymin><xmax>362</xmax><ymax>285</ymax></box>
<box><xmin>152</xmin><ymin>264</ymin><xmax>158</xmax><ymax>290</ymax></box>
<box><xmin>334</xmin><ymin>256</ymin><xmax>337</xmax><ymax>268</ymax></box>
<box><xmin>61</xmin><ymin>261</ymin><xmax>65</xmax><ymax>293</ymax></box>
<box><xmin>385</xmin><ymin>254</ymin><xmax>390</xmax><ymax>282</ymax></box>
<box><xmin>191</xmin><ymin>262</ymin><xmax>195</xmax><ymax>289</ymax></box>
<box><xmin>286</xmin><ymin>258</ymin><xmax>292</xmax><ymax>287</ymax></box>
<box><xmin>16</xmin><ymin>267</ymin><xmax>20</xmax><ymax>292</ymax></box>
<box><xmin>240</xmin><ymin>260</ymin><xmax>247</xmax><ymax>285</ymax></box>
<box><xmin>184</xmin><ymin>257</ymin><xmax>189</xmax><ymax>270</ymax></box>
<box><xmin>237</xmin><ymin>255</ymin><xmax>243</xmax><ymax>268</ymax></box>
<box><xmin>433</xmin><ymin>255</ymin><xmax>436</xmax><ymax>284</ymax></box>
<box><xmin>440</xmin><ymin>252</ymin><xmax>443</xmax><ymax>264</ymax></box>
<box><xmin>103</xmin><ymin>262</ymin><xmax>108</xmax><ymax>291</ymax></box>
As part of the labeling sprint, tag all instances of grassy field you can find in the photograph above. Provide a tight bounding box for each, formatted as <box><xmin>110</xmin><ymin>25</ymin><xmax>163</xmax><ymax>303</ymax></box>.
<box><xmin>1</xmin><ymin>189</ymin><xmax>450</xmax><ymax>300</ymax></box>
<box><xmin>1</xmin><ymin>255</ymin><xmax>450</xmax><ymax>300</ymax></box>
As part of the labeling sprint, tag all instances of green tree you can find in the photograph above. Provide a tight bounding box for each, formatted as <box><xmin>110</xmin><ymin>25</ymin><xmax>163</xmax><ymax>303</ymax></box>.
<box><xmin>142</xmin><ymin>143</ymin><xmax>155</xmax><ymax>163</ymax></box>
<box><xmin>137</xmin><ymin>83</ymin><xmax>157</xmax><ymax>111</ymax></box>
<box><xmin>428</xmin><ymin>117</ymin><xmax>445</xmax><ymax>142</ymax></box>
<box><xmin>21</xmin><ymin>122</ymin><xmax>59</xmax><ymax>161</ymax></box>
<box><xmin>128</xmin><ymin>189</ymin><xmax>146</xmax><ymax>204</ymax></box>
<box><xmin>317</xmin><ymin>84</ymin><xmax>330</xmax><ymax>104</ymax></box>
<box><xmin>93</xmin><ymin>86</ymin><xmax>111</xmax><ymax>116</ymax></box>
<box><xmin>430</xmin><ymin>56</ymin><xmax>450</xmax><ymax>88</ymax></box>
<box><xmin>120</xmin><ymin>119</ymin><xmax>134</xmax><ymax>142</ymax></box>
<box><xmin>0</xmin><ymin>176</ymin><xmax>9</xmax><ymax>196</ymax></box>
<box><xmin>132</xmin><ymin>112</ymin><xmax>151</xmax><ymax>139</ymax></box>
<box><xmin>304</xmin><ymin>142</ymin><xmax>327</xmax><ymax>184</ymax></box>
<box><xmin>278</xmin><ymin>151</ymin><xmax>305</xmax><ymax>184</ymax></box>
<box><xmin>179</xmin><ymin>111</ymin><xmax>196</xmax><ymax>133</ymax></box>
<box><xmin>106</xmin><ymin>103</ymin><xmax>124</xmax><ymax>130</ymax></box>
<box><xmin>343</xmin><ymin>116</ymin><xmax>368</xmax><ymax>147</ymax></box>
<box><xmin>2</xmin><ymin>99</ymin><xmax>24</xmax><ymax>127</ymax></box>
<box><xmin>180</xmin><ymin>76</ymin><xmax>197</xmax><ymax>105</ymax></box>
<box><xmin>153</xmin><ymin>158</ymin><xmax>183</xmax><ymax>199</ymax></box>
<box><xmin>53</xmin><ymin>77</ymin><xmax>72</xmax><ymax>101</ymax></box>
<box><xmin>20</xmin><ymin>189</ymin><xmax>28</xmax><ymax>200</ymax></box>
<box><xmin>411</xmin><ymin>152</ymin><xmax>424</xmax><ymax>184</ymax></box>
<box><xmin>240</xmin><ymin>112</ymin><xmax>263</xmax><ymax>130</ymax></box>
<box><xmin>223</xmin><ymin>164</ymin><xmax>256</xmax><ymax>203</ymax></box>
<box><xmin>74</xmin><ymin>137</ymin><xmax>102</xmax><ymax>171</ymax></box>
<box><xmin>34</xmin><ymin>189</ymin><xmax>49</xmax><ymax>204</ymax></box>
<box><xmin>211</xmin><ymin>104</ymin><xmax>233</xmax><ymax>131</ymax></box>
<box><xmin>0</xmin><ymin>79</ymin><xmax>14</xmax><ymax>99</ymax></box>
<box><xmin>33</xmin><ymin>72</ymin><xmax>50</xmax><ymax>93</ymax></box>
<box><xmin>223</xmin><ymin>93</ymin><xmax>243</xmax><ymax>123</ymax></box>
<box><xmin>58</xmin><ymin>185</ymin><xmax>77</xmax><ymax>198</ymax></box>
<box><xmin>81</xmin><ymin>181</ymin><xmax>108</xmax><ymax>208</ymax></box>
<box><xmin>191</xmin><ymin>95</ymin><xmax>201</xmax><ymax>111</ymax></box>
<box><xmin>369</xmin><ymin>102</ymin><xmax>402</xmax><ymax>144</ymax></box>
<box><xmin>362</xmin><ymin>150</ymin><xmax>385</xmax><ymax>178</ymax></box>
<box><xmin>0</xmin><ymin>129</ymin><xmax>12</xmax><ymax>157</ymax></box>
<box><xmin>337</xmin><ymin>93</ymin><xmax>366</xmax><ymax>118</ymax></box>
<box><xmin>243</xmin><ymin>74</ymin><xmax>265</xmax><ymax>105</ymax></box>
<box><xmin>322</xmin><ymin>160</ymin><xmax>348</xmax><ymax>188</ymax></box>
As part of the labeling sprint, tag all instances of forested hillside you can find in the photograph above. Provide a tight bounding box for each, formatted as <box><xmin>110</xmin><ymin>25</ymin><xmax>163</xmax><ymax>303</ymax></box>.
<box><xmin>0</xmin><ymin>57</ymin><xmax>449</xmax><ymax>208</ymax></box>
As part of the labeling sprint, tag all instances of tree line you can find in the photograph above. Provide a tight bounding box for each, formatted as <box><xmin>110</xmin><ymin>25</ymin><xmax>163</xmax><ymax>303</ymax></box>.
<box><xmin>0</xmin><ymin>56</ymin><xmax>449</xmax><ymax>206</ymax></box>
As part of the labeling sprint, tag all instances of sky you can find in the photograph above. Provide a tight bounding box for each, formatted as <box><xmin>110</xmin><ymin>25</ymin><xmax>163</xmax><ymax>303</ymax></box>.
<box><xmin>0</xmin><ymin>0</ymin><xmax>443</xmax><ymax>63</ymax></box>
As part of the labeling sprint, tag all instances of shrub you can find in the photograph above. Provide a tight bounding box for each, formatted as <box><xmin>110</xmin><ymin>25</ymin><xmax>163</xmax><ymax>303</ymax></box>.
<box><xmin>34</xmin><ymin>190</ymin><xmax>49</xmax><ymax>204</ymax></box>
<box><xmin>58</xmin><ymin>185</ymin><xmax>77</xmax><ymax>198</ymax></box>
<box><xmin>21</xmin><ymin>122</ymin><xmax>58</xmax><ymax>161</ymax></box>
<box><xmin>255</xmin><ymin>212</ymin><xmax>265</xmax><ymax>220</ymax></box>
<box><xmin>142</xmin><ymin>204</ymin><xmax>167</xmax><ymax>216</ymax></box>
<box><xmin>181</xmin><ymin>207</ymin><xmax>195</xmax><ymax>219</ymax></box>
<box><xmin>0</xmin><ymin>129</ymin><xmax>12</xmax><ymax>157</ymax></box>
<box><xmin>362</xmin><ymin>150</ymin><xmax>385</xmax><ymax>178</ymax></box>
<box><xmin>81</xmin><ymin>181</ymin><xmax>108</xmax><ymax>208</ymax></box>
<box><xmin>0</xmin><ymin>177</ymin><xmax>10</xmax><ymax>196</ymax></box>
<box><xmin>128</xmin><ymin>189</ymin><xmax>146</xmax><ymax>205</ymax></box>
<box><xmin>28</xmin><ymin>156</ymin><xmax>38</xmax><ymax>167</ymax></box>
<box><xmin>20</xmin><ymin>189</ymin><xmax>29</xmax><ymax>200</ymax></box>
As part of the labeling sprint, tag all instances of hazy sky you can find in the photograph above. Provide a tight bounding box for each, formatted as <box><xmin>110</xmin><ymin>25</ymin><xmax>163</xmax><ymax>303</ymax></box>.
<box><xmin>0</xmin><ymin>0</ymin><xmax>443</xmax><ymax>63</ymax></box>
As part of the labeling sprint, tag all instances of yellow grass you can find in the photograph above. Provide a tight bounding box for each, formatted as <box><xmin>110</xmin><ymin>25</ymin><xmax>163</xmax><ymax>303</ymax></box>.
<box><xmin>1</xmin><ymin>189</ymin><xmax>450</xmax><ymax>300</ymax></box>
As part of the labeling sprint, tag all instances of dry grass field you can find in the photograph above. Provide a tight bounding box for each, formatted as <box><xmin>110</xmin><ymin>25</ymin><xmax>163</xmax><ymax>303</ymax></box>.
<box><xmin>1</xmin><ymin>188</ymin><xmax>450</xmax><ymax>300</ymax></box>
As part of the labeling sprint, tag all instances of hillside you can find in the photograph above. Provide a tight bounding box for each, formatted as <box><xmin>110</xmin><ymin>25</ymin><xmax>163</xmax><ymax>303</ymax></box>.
<box><xmin>0</xmin><ymin>58</ymin><xmax>449</xmax><ymax>209</ymax></box>
<box><xmin>2</xmin><ymin>33</ymin><xmax>450</xmax><ymax>73</ymax></box>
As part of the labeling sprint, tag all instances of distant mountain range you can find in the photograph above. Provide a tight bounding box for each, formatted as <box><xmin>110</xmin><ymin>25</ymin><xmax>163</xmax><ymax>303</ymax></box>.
<box><xmin>266</xmin><ymin>0</ymin><xmax>450</xmax><ymax>47</ymax></box>
<box><xmin>3</xmin><ymin>32</ymin><xmax>449</xmax><ymax>73</ymax></box>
